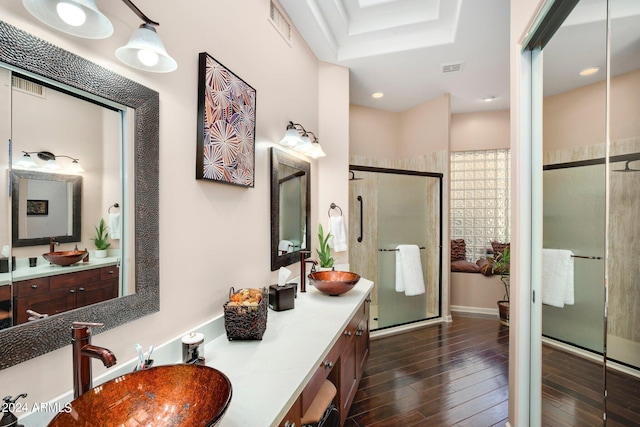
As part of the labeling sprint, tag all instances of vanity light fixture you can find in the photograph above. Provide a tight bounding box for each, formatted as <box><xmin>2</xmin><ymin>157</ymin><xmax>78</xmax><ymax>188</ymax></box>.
<box><xmin>15</xmin><ymin>151</ymin><xmax>85</xmax><ymax>173</ymax></box>
<box><xmin>279</xmin><ymin>121</ymin><xmax>326</xmax><ymax>158</ymax></box>
<box><xmin>22</xmin><ymin>0</ymin><xmax>114</xmax><ymax>39</ymax></box>
<box><xmin>22</xmin><ymin>0</ymin><xmax>177</xmax><ymax>73</ymax></box>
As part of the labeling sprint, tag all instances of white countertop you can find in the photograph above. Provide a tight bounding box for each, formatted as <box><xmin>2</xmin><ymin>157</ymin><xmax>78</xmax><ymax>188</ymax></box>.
<box><xmin>208</xmin><ymin>278</ymin><xmax>373</xmax><ymax>427</ymax></box>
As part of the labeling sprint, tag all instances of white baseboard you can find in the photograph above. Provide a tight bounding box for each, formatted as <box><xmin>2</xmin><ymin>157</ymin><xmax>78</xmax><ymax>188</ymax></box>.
<box><xmin>450</xmin><ymin>305</ymin><xmax>498</xmax><ymax>317</ymax></box>
<box><xmin>371</xmin><ymin>317</ymin><xmax>446</xmax><ymax>340</ymax></box>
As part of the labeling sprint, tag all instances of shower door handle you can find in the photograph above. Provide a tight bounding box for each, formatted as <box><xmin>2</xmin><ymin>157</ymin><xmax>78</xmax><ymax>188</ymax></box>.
<box><xmin>357</xmin><ymin>195</ymin><xmax>363</xmax><ymax>242</ymax></box>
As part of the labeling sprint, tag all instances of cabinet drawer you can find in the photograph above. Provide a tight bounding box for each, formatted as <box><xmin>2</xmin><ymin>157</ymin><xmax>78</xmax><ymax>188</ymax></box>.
<box><xmin>15</xmin><ymin>288</ymin><xmax>74</xmax><ymax>324</ymax></box>
<box><xmin>301</xmin><ymin>337</ymin><xmax>342</xmax><ymax>415</ymax></box>
<box><xmin>13</xmin><ymin>277</ymin><xmax>50</xmax><ymax>298</ymax></box>
<box><xmin>0</xmin><ymin>284</ymin><xmax>11</xmax><ymax>301</ymax></box>
<box><xmin>50</xmin><ymin>269</ymin><xmax>100</xmax><ymax>290</ymax></box>
<box><xmin>100</xmin><ymin>265</ymin><xmax>119</xmax><ymax>280</ymax></box>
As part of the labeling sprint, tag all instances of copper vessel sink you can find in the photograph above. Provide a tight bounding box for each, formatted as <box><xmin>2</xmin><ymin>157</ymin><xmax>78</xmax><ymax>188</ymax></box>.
<box><xmin>48</xmin><ymin>364</ymin><xmax>232</xmax><ymax>427</ymax></box>
<box><xmin>43</xmin><ymin>250</ymin><xmax>88</xmax><ymax>266</ymax></box>
<box><xmin>308</xmin><ymin>270</ymin><xmax>361</xmax><ymax>296</ymax></box>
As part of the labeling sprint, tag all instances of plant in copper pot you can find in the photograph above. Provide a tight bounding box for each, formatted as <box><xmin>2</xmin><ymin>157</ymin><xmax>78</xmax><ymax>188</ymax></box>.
<box><xmin>492</xmin><ymin>247</ymin><xmax>510</xmax><ymax>326</ymax></box>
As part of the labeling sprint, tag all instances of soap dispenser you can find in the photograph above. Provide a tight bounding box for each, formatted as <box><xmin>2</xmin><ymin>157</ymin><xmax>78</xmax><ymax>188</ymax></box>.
<box><xmin>1</xmin><ymin>394</ymin><xmax>27</xmax><ymax>427</ymax></box>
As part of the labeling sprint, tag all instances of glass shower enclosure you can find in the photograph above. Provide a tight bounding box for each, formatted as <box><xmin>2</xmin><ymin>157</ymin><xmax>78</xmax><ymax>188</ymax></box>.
<box><xmin>349</xmin><ymin>166</ymin><xmax>442</xmax><ymax>330</ymax></box>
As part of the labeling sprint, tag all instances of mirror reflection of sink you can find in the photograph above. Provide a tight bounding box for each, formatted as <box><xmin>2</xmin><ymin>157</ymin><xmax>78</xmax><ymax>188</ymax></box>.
<box><xmin>48</xmin><ymin>364</ymin><xmax>232</xmax><ymax>427</ymax></box>
<box><xmin>42</xmin><ymin>250</ymin><xmax>88</xmax><ymax>266</ymax></box>
<box><xmin>308</xmin><ymin>271</ymin><xmax>361</xmax><ymax>296</ymax></box>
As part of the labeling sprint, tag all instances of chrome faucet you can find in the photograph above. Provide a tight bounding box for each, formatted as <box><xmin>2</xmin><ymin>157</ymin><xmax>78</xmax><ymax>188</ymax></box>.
<box><xmin>72</xmin><ymin>322</ymin><xmax>117</xmax><ymax>398</ymax></box>
<box><xmin>49</xmin><ymin>237</ymin><xmax>59</xmax><ymax>253</ymax></box>
<box><xmin>299</xmin><ymin>251</ymin><xmax>318</xmax><ymax>293</ymax></box>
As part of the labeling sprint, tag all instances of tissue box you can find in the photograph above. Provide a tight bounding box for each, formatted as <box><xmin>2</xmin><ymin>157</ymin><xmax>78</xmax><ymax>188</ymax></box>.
<box><xmin>268</xmin><ymin>284</ymin><xmax>296</xmax><ymax>311</ymax></box>
<box><xmin>0</xmin><ymin>257</ymin><xmax>16</xmax><ymax>273</ymax></box>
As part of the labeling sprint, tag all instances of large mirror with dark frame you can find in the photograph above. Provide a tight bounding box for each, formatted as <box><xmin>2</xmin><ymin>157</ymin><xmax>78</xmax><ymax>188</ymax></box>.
<box><xmin>270</xmin><ymin>147</ymin><xmax>310</xmax><ymax>271</ymax></box>
<box><xmin>0</xmin><ymin>20</ymin><xmax>159</xmax><ymax>369</ymax></box>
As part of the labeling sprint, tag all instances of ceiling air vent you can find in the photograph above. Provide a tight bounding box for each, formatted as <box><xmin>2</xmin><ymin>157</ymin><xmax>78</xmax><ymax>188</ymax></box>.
<box><xmin>441</xmin><ymin>61</ymin><xmax>465</xmax><ymax>74</ymax></box>
<box><xmin>269</xmin><ymin>1</ymin><xmax>292</xmax><ymax>46</ymax></box>
<box><xmin>12</xmin><ymin>75</ymin><xmax>45</xmax><ymax>98</ymax></box>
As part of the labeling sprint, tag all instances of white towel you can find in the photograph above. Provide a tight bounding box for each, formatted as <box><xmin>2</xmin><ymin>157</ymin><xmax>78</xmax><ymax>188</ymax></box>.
<box><xmin>278</xmin><ymin>240</ymin><xmax>294</xmax><ymax>254</ymax></box>
<box><xmin>395</xmin><ymin>245</ymin><xmax>426</xmax><ymax>296</ymax></box>
<box><xmin>327</xmin><ymin>216</ymin><xmax>348</xmax><ymax>252</ymax></box>
<box><xmin>542</xmin><ymin>248</ymin><xmax>574</xmax><ymax>308</ymax></box>
<box><xmin>109</xmin><ymin>212</ymin><xmax>121</xmax><ymax>240</ymax></box>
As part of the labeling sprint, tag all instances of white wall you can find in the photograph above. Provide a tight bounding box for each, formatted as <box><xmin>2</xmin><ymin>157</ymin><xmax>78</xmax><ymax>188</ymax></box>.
<box><xmin>510</xmin><ymin>0</ymin><xmax>548</xmax><ymax>425</ymax></box>
<box><xmin>0</xmin><ymin>0</ymin><xmax>349</xmax><ymax>409</ymax></box>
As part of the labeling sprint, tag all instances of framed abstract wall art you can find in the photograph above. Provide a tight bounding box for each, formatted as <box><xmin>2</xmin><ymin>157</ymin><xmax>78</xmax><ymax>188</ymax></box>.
<box><xmin>197</xmin><ymin>52</ymin><xmax>256</xmax><ymax>187</ymax></box>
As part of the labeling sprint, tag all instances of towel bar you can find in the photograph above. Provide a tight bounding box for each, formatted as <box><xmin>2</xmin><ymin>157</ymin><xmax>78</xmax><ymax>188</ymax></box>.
<box><xmin>378</xmin><ymin>247</ymin><xmax>426</xmax><ymax>252</ymax></box>
<box><xmin>571</xmin><ymin>254</ymin><xmax>602</xmax><ymax>260</ymax></box>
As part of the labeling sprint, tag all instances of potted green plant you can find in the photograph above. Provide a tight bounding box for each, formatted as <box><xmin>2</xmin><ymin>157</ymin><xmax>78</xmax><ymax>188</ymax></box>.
<box><xmin>492</xmin><ymin>247</ymin><xmax>510</xmax><ymax>326</ymax></box>
<box><xmin>91</xmin><ymin>218</ymin><xmax>111</xmax><ymax>258</ymax></box>
<box><xmin>316</xmin><ymin>224</ymin><xmax>334</xmax><ymax>269</ymax></box>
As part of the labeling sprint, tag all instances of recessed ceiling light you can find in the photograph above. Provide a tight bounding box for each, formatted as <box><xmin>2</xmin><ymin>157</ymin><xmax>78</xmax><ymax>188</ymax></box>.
<box><xmin>579</xmin><ymin>67</ymin><xmax>600</xmax><ymax>76</ymax></box>
<box><xmin>482</xmin><ymin>96</ymin><xmax>496</xmax><ymax>102</ymax></box>
<box><xmin>371</xmin><ymin>92</ymin><xmax>384</xmax><ymax>99</ymax></box>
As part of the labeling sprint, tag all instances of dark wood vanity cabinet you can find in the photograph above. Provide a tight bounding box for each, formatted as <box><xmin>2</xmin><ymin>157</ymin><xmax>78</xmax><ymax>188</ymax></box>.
<box><xmin>279</xmin><ymin>296</ymin><xmax>370</xmax><ymax>427</ymax></box>
<box><xmin>13</xmin><ymin>265</ymin><xmax>119</xmax><ymax>324</ymax></box>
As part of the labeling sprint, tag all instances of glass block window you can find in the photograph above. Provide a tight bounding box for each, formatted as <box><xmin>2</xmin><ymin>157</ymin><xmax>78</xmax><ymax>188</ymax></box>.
<box><xmin>450</xmin><ymin>149</ymin><xmax>511</xmax><ymax>261</ymax></box>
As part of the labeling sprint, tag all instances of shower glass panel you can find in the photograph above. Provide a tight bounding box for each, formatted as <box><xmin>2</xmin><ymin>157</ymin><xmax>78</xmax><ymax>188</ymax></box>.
<box><xmin>349</xmin><ymin>166</ymin><xmax>442</xmax><ymax>331</ymax></box>
<box><xmin>542</xmin><ymin>164</ymin><xmax>605</xmax><ymax>353</ymax></box>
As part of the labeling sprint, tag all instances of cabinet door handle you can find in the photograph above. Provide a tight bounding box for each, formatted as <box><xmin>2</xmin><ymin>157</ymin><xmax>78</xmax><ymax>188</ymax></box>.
<box><xmin>356</xmin><ymin>329</ymin><xmax>363</xmax><ymax>337</ymax></box>
<box><xmin>344</xmin><ymin>330</ymin><xmax>352</xmax><ymax>336</ymax></box>
<box><xmin>78</xmin><ymin>287</ymin><xmax>85</xmax><ymax>292</ymax></box>
<box><xmin>323</xmin><ymin>361</ymin><xmax>334</xmax><ymax>369</ymax></box>
<box><xmin>31</xmin><ymin>284</ymin><xmax>38</xmax><ymax>289</ymax></box>
<box><xmin>69</xmin><ymin>289</ymin><xmax>75</xmax><ymax>294</ymax></box>
<box><xmin>365</xmin><ymin>298</ymin><xmax>372</xmax><ymax>303</ymax></box>
<box><xmin>106</xmin><ymin>270</ymin><xmax>114</xmax><ymax>275</ymax></box>
<box><xmin>284</xmin><ymin>422</ymin><xmax>296</xmax><ymax>427</ymax></box>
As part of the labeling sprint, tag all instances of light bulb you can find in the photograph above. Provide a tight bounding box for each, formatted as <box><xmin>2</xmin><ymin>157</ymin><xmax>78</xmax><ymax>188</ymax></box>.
<box><xmin>137</xmin><ymin>49</ymin><xmax>159</xmax><ymax>67</ymax></box>
<box><xmin>56</xmin><ymin>2</ymin><xmax>87</xmax><ymax>27</ymax></box>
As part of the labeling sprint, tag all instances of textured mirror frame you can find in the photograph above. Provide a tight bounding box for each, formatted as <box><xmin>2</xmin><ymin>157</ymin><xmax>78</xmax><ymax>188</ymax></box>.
<box><xmin>0</xmin><ymin>20</ymin><xmax>160</xmax><ymax>369</ymax></box>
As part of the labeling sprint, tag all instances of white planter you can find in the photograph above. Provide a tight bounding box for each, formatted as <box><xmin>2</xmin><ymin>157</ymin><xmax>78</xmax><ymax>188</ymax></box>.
<box><xmin>95</xmin><ymin>249</ymin><xmax>108</xmax><ymax>259</ymax></box>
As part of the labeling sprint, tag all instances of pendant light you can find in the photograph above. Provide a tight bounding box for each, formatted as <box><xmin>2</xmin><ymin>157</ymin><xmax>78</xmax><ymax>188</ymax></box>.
<box><xmin>116</xmin><ymin>23</ymin><xmax>177</xmax><ymax>73</ymax></box>
<box><xmin>22</xmin><ymin>0</ymin><xmax>114</xmax><ymax>39</ymax></box>
<box><xmin>115</xmin><ymin>0</ymin><xmax>177</xmax><ymax>73</ymax></box>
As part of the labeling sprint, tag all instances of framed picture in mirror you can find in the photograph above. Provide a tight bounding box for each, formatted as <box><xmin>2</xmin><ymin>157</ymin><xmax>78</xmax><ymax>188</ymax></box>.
<box><xmin>26</xmin><ymin>199</ymin><xmax>48</xmax><ymax>216</ymax></box>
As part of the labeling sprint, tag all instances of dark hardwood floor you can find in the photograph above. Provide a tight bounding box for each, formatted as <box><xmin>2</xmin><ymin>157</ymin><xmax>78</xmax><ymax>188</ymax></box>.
<box><xmin>346</xmin><ymin>315</ymin><xmax>640</xmax><ymax>427</ymax></box>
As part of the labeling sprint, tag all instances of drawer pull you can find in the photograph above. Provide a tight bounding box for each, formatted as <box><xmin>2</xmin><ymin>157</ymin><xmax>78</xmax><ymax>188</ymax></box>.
<box><xmin>323</xmin><ymin>361</ymin><xmax>334</xmax><ymax>369</ymax></box>
<box><xmin>31</xmin><ymin>284</ymin><xmax>38</xmax><ymax>289</ymax></box>
<box><xmin>106</xmin><ymin>270</ymin><xmax>114</xmax><ymax>275</ymax></box>
<box><xmin>78</xmin><ymin>287</ymin><xmax>85</xmax><ymax>292</ymax></box>
<box><xmin>284</xmin><ymin>422</ymin><xmax>296</xmax><ymax>427</ymax></box>
<box><xmin>356</xmin><ymin>329</ymin><xmax>363</xmax><ymax>337</ymax></box>
<box><xmin>344</xmin><ymin>330</ymin><xmax>352</xmax><ymax>337</ymax></box>
<box><xmin>69</xmin><ymin>289</ymin><xmax>75</xmax><ymax>294</ymax></box>
<box><xmin>365</xmin><ymin>298</ymin><xmax>372</xmax><ymax>303</ymax></box>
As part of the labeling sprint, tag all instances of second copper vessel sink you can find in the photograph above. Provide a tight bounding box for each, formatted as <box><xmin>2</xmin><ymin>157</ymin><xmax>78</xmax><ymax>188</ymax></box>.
<box><xmin>43</xmin><ymin>250</ymin><xmax>88</xmax><ymax>266</ymax></box>
<box><xmin>308</xmin><ymin>270</ymin><xmax>361</xmax><ymax>296</ymax></box>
